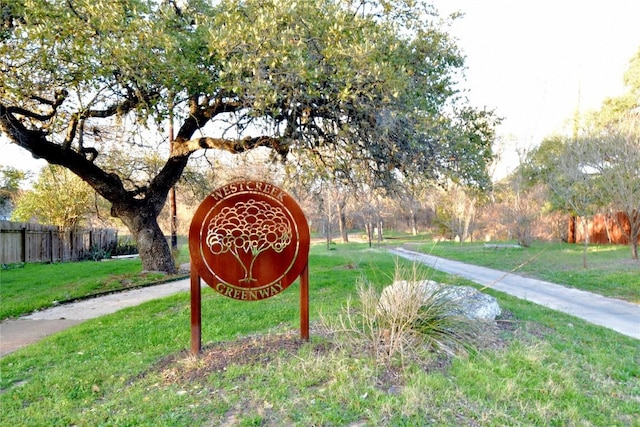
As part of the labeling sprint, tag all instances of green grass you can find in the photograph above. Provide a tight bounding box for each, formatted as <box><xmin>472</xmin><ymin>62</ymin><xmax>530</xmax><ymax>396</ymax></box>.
<box><xmin>0</xmin><ymin>246</ymin><xmax>190</xmax><ymax>320</ymax></box>
<box><xmin>0</xmin><ymin>259</ymin><xmax>155</xmax><ymax>319</ymax></box>
<box><xmin>1</xmin><ymin>243</ymin><xmax>638</xmax><ymax>426</ymax></box>
<box><xmin>408</xmin><ymin>240</ymin><xmax>640</xmax><ymax>303</ymax></box>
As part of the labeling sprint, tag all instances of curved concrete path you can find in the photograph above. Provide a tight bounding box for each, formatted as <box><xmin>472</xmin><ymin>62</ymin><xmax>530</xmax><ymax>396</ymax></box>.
<box><xmin>390</xmin><ymin>247</ymin><xmax>640</xmax><ymax>340</ymax></box>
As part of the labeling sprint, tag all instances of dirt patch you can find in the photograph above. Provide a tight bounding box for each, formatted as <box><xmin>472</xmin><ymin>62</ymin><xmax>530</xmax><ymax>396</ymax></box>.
<box><xmin>147</xmin><ymin>314</ymin><xmax>520</xmax><ymax>389</ymax></box>
<box><xmin>153</xmin><ymin>332</ymin><xmax>313</xmax><ymax>385</ymax></box>
<box><xmin>340</xmin><ymin>263</ymin><xmax>358</xmax><ymax>270</ymax></box>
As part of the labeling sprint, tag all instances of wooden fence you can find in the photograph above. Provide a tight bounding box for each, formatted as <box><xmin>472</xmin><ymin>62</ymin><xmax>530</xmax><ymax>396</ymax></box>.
<box><xmin>0</xmin><ymin>221</ymin><xmax>118</xmax><ymax>264</ymax></box>
<box><xmin>567</xmin><ymin>212</ymin><xmax>639</xmax><ymax>244</ymax></box>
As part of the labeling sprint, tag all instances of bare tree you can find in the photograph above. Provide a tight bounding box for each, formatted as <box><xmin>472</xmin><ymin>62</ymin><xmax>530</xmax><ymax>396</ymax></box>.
<box><xmin>493</xmin><ymin>158</ymin><xmax>546</xmax><ymax>247</ymax></box>
<box><xmin>435</xmin><ymin>182</ymin><xmax>479</xmax><ymax>243</ymax></box>
<box><xmin>533</xmin><ymin>137</ymin><xmax>601</xmax><ymax>267</ymax></box>
<box><xmin>393</xmin><ymin>176</ymin><xmax>434</xmax><ymax>236</ymax></box>
<box><xmin>583</xmin><ymin>116</ymin><xmax>640</xmax><ymax>259</ymax></box>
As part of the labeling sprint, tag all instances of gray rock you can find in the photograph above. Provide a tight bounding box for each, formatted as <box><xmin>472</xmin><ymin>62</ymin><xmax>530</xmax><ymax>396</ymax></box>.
<box><xmin>380</xmin><ymin>280</ymin><xmax>501</xmax><ymax>321</ymax></box>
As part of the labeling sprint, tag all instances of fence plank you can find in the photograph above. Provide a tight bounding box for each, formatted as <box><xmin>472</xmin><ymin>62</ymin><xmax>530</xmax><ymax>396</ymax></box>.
<box><xmin>0</xmin><ymin>221</ymin><xmax>117</xmax><ymax>264</ymax></box>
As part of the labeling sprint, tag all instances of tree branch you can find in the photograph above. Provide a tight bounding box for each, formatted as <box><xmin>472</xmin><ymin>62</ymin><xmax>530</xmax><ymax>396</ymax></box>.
<box><xmin>1</xmin><ymin>103</ymin><xmax>128</xmax><ymax>203</ymax></box>
<box><xmin>142</xmin><ymin>95</ymin><xmax>248</xmax><ymax>214</ymax></box>
<box><xmin>172</xmin><ymin>135</ymin><xmax>289</xmax><ymax>158</ymax></box>
<box><xmin>7</xmin><ymin>90</ymin><xmax>68</xmax><ymax>121</ymax></box>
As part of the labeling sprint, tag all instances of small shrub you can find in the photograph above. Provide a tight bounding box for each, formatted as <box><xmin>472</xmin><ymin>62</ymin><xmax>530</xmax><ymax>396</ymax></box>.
<box><xmin>321</xmin><ymin>263</ymin><xmax>478</xmax><ymax>365</ymax></box>
<box><xmin>112</xmin><ymin>236</ymin><xmax>138</xmax><ymax>256</ymax></box>
<box><xmin>85</xmin><ymin>243</ymin><xmax>111</xmax><ymax>261</ymax></box>
<box><xmin>1</xmin><ymin>262</ymin><xmax>25</xmax><ymax>270</ymax></box>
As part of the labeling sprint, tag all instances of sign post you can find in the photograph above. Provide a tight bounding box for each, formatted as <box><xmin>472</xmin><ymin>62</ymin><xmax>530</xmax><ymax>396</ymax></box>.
<box><xmin>188</xmin><ymin>180</ymin><xmax>310</xmax><ymax>354</ymax></box>
<box><xmin>190</xmin><ymin>271</ymin><xmax>202</xmax><ymax>354</ymax></box>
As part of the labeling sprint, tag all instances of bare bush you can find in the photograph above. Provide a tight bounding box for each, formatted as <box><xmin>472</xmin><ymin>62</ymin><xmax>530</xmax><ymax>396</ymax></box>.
<box><xmin>320</xmin><ymin>264</ymin><xmax>478</xmax><ymax>365</ymax></box>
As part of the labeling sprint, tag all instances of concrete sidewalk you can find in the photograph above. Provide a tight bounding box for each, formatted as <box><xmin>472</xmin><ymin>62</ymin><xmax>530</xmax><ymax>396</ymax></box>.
<box><xmin>390</xmin><ymin>247</ymin><xmax>640</xmax><ymax>340</ymax></box>
<box><xmin>0</xmin><ymin>278</ymin><xmax>195</xmax><ymax>357</ymax></box>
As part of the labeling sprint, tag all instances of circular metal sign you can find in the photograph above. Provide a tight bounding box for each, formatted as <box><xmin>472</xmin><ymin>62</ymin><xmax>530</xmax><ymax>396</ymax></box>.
<box><xmin>189</xmin><ymin>181</ymin><xmax>310</xmax><ymax>301</ymax></box>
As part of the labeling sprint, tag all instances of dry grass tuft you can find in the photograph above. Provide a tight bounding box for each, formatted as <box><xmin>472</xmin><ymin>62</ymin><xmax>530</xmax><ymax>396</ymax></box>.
<box><xmin>321</xmin><ymin>262</ymin><xmax>480</xmax><ymax>365</ymax></box>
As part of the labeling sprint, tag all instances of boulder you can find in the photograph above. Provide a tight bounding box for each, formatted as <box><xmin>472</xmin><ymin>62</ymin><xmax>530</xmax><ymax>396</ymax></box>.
<box><xmin>380</xmin><ymin>280</ymin><xmax>501</xmax><ymax>321</ymax></box>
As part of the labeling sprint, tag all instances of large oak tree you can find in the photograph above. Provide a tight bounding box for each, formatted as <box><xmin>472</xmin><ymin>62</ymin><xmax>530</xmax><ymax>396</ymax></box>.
<box><xmin>1</xmin><ymin>0</ymin><xmax>494</xmax><ymax>272</ymax></box>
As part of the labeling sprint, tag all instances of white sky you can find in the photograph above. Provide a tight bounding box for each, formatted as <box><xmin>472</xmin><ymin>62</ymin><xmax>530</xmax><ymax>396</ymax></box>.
<box><xmin>3</xmin><ymin>0</ymin><xmax>640</xmax><ymax>179</ymax></box>
<box><xmin>431</xmin><ymin>0</ymin><xmax>640</xmax><ymax>175</ymax></box>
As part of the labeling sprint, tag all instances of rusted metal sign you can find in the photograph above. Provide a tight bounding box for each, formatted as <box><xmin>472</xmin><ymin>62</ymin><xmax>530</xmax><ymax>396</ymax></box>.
<box><xmin>188</xmin><ymin>180</ymin><xmax>310</xmax><ymax>354</ymax></box>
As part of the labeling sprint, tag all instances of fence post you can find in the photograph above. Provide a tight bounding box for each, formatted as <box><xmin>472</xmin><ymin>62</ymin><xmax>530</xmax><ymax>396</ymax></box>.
<box><xmin>21</xmin><ymin>226</ymin><xmax>27</xmax><ymax>263</ymax></box>
<box><xmin>49</xmin><ymin>229</ymin><xmax>54</xmax><ymax>262</ymax></box>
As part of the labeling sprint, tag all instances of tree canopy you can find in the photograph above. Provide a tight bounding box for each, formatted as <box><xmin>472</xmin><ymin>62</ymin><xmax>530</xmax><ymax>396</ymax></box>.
<box><xmin>0</xmin><ymin>165</ymin><xmax>27</xmax><ymax>220</ymax></box>
<box><xmin>523</xmin><ymin>47</ymin><xmax>640</xmax><ymax>261</ymax></box>
<box><xmin>11</xmin><ymin>165</ymin><xmax>97</xmax><ymax>228</ymax></box>
<box><xmin>593</xmin><ymin>48</ymin><xmax>640</xmax><ymax>128</ymax></box>
<box><xmin>1</xmin><ymin>0</ymin><xmax>497</xmax><ymax>271</ymax></box>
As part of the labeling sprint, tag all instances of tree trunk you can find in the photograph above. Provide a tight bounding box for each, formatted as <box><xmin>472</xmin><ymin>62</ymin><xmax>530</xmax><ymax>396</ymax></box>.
<box><xmin>462</xmin><ymin>218</ymin><xmax>470</xmax><ymax>243</ymax></box>
<box><xmin>603</xmin><ymin>211</ymin><xmax>612</xmax><ymax>244</ymax></box>
<box><xmin>169</xmin><ymin>186</ymin><xmax>178</xmax><ymax>251</ymax></box>
<box><xmin>115</xmin><ymin>204</ymin><xmax>177</xmax><ymax>273</ymax></box>
<box><xmin>409</xmin><ymin>208</ymin><xmax>418</xmax><ymax>236</ymax></box>
<box><xmin>630</xmin><ymin>221</ymin><xmax>639</xmax><ymax>260</ymax></box>
<box><xmin>168</xmin><ymin>106</ymin><xmax>178</xmax><ymax>253</ymax></box>
<box><xmin>365</xmin><ymin>221</ymin><xmax>373</xmax><ymax>248</ymax></box>
<box><xmin>567</xmin><ymin>215</ymin><xmax>576</xmax><ymax>243</ymax></box>
<box><xmin>581</xmin><ymin>218</ymin><xmax>589</xmax><ymax>269</ymax></box>
<box><xmin>338</xmin><ymin>202</ymin><xmax>349</xmax><ymax>243</ymax></box>
<box><xmin>325</xmin><ymin>219</ymin><xmax>332</xmax><ymax>250</ymax></box>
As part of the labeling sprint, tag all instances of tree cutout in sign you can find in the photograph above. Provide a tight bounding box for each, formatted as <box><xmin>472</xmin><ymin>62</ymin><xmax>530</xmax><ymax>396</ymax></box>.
<box><xmin>206</xmin><ymin>200</ymin><xmax>293</xmax><ymax>283</ymax></box>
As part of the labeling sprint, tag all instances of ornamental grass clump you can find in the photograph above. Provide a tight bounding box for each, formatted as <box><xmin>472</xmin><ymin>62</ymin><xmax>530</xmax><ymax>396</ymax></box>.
<box><xmin>322</xmin><ymin>264</ymin><xmax>478</xmax><ymax>365</ymax></box>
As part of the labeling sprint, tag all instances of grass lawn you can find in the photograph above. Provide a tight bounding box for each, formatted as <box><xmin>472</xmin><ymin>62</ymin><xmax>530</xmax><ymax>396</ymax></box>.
<box><xmin>0</xmin><ymin>250</ymin><xmax>190</xmax><ymax>320</ymax></box>
<box><xmin>407</xmin><ymin>240</ymin><xmax>640</xmax><ymax>303</ymax></box>
<box><xmin>1</xmin><ymin>243</ymin><xmax>638</xmax><ymax>426</ymax></box>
